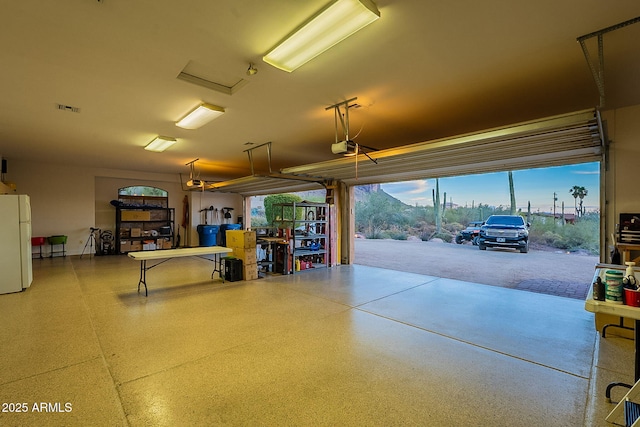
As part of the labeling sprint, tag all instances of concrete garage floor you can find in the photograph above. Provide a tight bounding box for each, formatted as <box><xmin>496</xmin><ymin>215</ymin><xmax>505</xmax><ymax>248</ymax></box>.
<box><xmin>0</xmin><ymin>255</ymin><xmax>630</xmax><ymax>426</ymax></box>
<box><xmin>354</xmin><ymin>239</ymin><xmax>600</xmax><ymax>299</ymax></box>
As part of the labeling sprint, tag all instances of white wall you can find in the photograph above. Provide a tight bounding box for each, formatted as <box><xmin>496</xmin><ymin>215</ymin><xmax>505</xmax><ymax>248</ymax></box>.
<box><xmin>603</xmin><ymin>104</ymin><xmax>640</xmax><ymax>252</ymax></box>
<box><xmin>186</xmin><ymin>191</ymin><xmax>244</xmax><ymax>247</ymax></box>
<box><xmin>5</xmin><ymin>159</ymin><xmax>242</xmax><ymax>255</ymax></box>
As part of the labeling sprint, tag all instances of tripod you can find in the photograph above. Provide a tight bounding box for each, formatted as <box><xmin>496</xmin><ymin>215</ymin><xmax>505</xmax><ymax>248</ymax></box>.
<box><xmin>80</xmin><ymin>227</ymin><xmax>99</xmax><ymax>259</ymax></box>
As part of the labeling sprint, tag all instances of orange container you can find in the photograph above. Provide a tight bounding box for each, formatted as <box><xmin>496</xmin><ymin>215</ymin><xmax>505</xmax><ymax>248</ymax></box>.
<box><xmin>624</xmin><ymin>288</ymin><xmax>640</xmax><ymax>307</ymax></box>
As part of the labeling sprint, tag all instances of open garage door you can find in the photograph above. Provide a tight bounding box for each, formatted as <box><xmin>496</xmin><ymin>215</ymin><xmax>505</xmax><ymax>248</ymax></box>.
<box><xmin>280</xmin><ymin>108</ymin><xmax>604</xmax><ymax>274</ymax></box>
<box><xmin>282</xmin><ymin>109</ymin><xmax>603</xmax><ymax>185</ymax></box>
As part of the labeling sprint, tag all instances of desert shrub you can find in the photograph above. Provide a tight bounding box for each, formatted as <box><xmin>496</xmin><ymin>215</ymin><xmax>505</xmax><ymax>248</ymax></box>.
<box><xmin>532</xmin><ymin>230</ymin><xmax>562</xmax><ymax>246</ymax></box>
<box><xmin>431</xmin><ymin>232</ymin><xmax>453</xmax><ymax>243</ymax></box>
<box><xmin>389</xmin><ymin>231</ymin><xmax>408</xmax><ymax>240</ymax></box>
<box><xmin>444</xmin><ymin>222</ymin><xmax>464</xmax><ymax>233</ymax></box>
<box><xmin>366</xmin><ymin>229</ymin><xmax>385</xmax><ymax>239</ymax></box>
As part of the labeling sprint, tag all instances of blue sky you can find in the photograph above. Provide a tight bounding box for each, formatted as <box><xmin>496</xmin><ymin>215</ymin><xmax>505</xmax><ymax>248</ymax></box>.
<box><xmin>380</xmin><ymin>162</ymin><xmax>600</xmax><ymax>213</ymax></box>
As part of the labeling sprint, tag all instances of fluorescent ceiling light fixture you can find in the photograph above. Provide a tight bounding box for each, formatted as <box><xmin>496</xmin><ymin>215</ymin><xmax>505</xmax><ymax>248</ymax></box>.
<box><xmin>176</xmin><ymin>103</ymin><xmax>225</xmax><ymax>129</ymax></box>
<box><xmin>263</xmin><ymin>0</ymin><xmax>380</xmax><ymax>72</ymax></box>
<box><xmin>144</xmin><ymin>136</ymin><xmax>177</xmax><ymax>152</ymax></box>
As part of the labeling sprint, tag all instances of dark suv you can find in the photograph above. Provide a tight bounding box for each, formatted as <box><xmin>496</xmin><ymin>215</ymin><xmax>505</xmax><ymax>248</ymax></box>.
<box><xmin>478</xmin><ymin>215</ymin><xmax>530</xmax><ymax>253</ymax></box>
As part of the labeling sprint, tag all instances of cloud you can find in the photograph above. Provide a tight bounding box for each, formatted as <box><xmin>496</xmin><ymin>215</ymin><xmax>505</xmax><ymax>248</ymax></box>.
<box><xmin>382</xmin><ymin>180</ymin><xmax>430</xmax><ymax>195</ymax></box>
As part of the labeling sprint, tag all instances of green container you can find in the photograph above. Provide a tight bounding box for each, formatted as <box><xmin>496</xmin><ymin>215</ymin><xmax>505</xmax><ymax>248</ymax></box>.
<box><xmin>47</xmin><ymin>235</ymin><xmax>67</xmax><ymax>245</ymax></box>
<box><xmin>605</xmin><ymin>270</ymin><xmax>624</xmax><ymax>304</ymax></box>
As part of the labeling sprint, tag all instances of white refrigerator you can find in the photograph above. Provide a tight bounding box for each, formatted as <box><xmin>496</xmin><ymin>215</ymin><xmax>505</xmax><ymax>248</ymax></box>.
<box><xmin>0</xmin><ymin>194</ymin><xmax>33</xmax><ymax>294</ymax></box>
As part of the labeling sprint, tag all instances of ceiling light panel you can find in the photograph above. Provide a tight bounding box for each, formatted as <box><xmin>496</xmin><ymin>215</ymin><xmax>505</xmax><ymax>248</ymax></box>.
<box><xmin>263</xmin><ymin>0</ymin><xmax>380</xmax><ymax>72</ymax></box>
<box><xmin>176</xmin><ymin>103</ymin><xmax>225</xmax><ymax>129</ymax></box>
<box><xmin>144</xmin><ymin>136</ymin><xmax>177</xmax><ymax>152</ymax></box>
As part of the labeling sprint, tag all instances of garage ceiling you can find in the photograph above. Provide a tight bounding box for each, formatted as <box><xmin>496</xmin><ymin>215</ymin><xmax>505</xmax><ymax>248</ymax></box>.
<box><xmin>1</xmin><ymin>1</ymin><xmax>639</xmax><ymax>186</ymax></box>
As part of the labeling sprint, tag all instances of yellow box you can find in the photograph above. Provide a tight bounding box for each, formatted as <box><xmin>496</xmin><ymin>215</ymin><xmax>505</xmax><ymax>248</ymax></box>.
<box><xmin>243</xmin><ymin>263</ymin><xmax>258</xmax><ymax>281</ymax></box>
<box><xmin>121</xmin><ymin>210</ymin><xmax>151</xmax><ymax>221</ymax></box>
<box><xmin>226</xmin><ymin>230</ymin><xmax>256</xmax><ymax>248</ymax></box>
<box><xmin>232</xmin><ymin>247</ymin><xmax>257</xmax><ymax>265</ymax></box>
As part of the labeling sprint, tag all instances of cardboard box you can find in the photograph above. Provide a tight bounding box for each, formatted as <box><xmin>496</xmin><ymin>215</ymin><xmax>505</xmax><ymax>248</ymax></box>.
<box><xmin>130</xmin><ymin>228</ymin><xmax>141</xmax><ymax>237</ymax></box>
<box><xmin>130</xmin><ymin>242</ymin><xmax>143</xmax><ymax>251</ymax></box>
<box><xmin>226</xmin><ymin>230</ymin><xmax>256</xmax><ymax>248</ymax></box>
<box><xmin>119</xmin><ymin>241</ymin><xmax>132</xmax><ymax>253</ymax></box>
<box><xmin>243</xmin><ymin>263</ymin><xmax>258</xmax><ymax>281</ymax></box>
<box><xmin>119</xmin><ymin>228</ymin><xmax>130</xmax><ymax>238</ymax></box>
<box><xmin>232</xmin><ymin>247</ymin><xmax>257</xmax><ymax>265</ymax></box>
<box><xmin>121</xmin><ymin>210</ymin><xmax>151</xmax><ymax>221</ymax></box>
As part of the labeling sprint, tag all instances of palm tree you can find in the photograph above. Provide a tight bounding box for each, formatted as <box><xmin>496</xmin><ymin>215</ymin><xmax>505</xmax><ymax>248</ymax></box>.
<box><xmin>569</xmin><ymin>186</ymin><xmax>588</xmax><ymax>217</ymax></box>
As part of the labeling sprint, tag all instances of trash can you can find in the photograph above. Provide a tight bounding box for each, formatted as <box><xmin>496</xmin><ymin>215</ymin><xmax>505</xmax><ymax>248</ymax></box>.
<box><xmin>197</xmin><ymin>225</ymin><xmax>219</xmax><ymax>247</ymax></box>
<box><xmin>220</xmin><ymin>223</ymin><xmax>241</xmax><ymax>246</ymax></box>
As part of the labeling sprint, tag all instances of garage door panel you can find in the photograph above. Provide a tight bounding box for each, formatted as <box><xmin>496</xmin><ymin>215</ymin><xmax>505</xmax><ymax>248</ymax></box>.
<box><xmin>283</xmin><ymin>109</ymin><xmax>603</xmax><ymax>186</ymax></box>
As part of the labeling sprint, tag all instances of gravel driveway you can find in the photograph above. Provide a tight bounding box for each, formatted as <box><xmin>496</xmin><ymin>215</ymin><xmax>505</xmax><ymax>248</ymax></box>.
<box><xmin>353</xmin><ymin>238</ymin><xmax>600</xmax><ymax>299</ymax></box>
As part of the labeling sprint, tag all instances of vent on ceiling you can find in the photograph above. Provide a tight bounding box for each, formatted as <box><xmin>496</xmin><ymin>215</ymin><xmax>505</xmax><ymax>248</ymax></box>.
<box><xmin>56</xmin><ymin>104</ymin><xmax>81</xmax><ymax>113</ymax></box>
<box><xmin>177</xmin><ymin>72</ymin><xmax>248</xmax><ymax>96</ymax></box>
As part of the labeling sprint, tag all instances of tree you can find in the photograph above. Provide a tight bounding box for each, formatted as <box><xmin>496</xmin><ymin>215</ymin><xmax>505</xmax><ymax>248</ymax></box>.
<box><xmin>569</xmin><ymin>186</ymin><xmax>588</xmax><ymax>218</ymax></box>
<box><xmin>355</xmin><ymin>191</ymin><xmax>399</xmax><ymax>238</ymax></box>
<box><xmin>263</xmin><ymin>194</ymin><xmax>303</xmax><ymax>226</ymax></box>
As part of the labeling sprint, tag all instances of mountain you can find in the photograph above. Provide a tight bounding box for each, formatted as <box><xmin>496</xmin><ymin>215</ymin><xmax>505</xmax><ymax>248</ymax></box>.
<box><xmin>354</xmin><ymin>184</ymin><xmax>409</xmax><ymax>207</ymax></box>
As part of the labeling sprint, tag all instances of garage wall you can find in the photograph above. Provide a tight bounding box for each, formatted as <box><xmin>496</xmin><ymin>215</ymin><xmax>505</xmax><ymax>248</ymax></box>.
<box><xmin>602</xmin><ymin>103</ymin><xmax>640</xmax><ymax>256</ymax></box>
<box><xmin>5</xmin><ymin>159</ymin><xmax>95</xmax><ymax>256</ymax></box>
<box><xmin>4</xmin><ymin>159</ymin><xmax>242</xmax><ymax>255</ymax></box>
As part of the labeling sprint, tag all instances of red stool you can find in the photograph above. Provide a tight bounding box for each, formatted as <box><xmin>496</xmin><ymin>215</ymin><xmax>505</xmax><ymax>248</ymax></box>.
<box><xmin>31</xmin><ymin>236</ymin><xmax>46</xmax><ymax>259</ymax></box>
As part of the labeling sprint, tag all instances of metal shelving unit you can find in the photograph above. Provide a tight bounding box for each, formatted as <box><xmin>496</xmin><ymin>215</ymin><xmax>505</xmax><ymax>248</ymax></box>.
<box><xmin>273</xmin><ymin>202</ymin><xmax>329</xmax><ymax>274</ymax></box>
<box><xmin>115</xmin><ymin>196</ymin><xmax>175</xmax><ymax>254</ymax></box>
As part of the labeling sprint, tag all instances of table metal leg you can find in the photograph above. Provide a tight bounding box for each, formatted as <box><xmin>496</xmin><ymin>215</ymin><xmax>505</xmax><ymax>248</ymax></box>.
<box><xmin>212</xmin><ymin>254</ymin><xmax>225</xmax><ymax>283</ymax></box>
<box><xmin>137</xmin><ymin>260</ymin><xmax>148</xmax><ymax>297</ymax></box>
<box><xmin>603</xmin><ymin>317</ymin><xmax>634</xmax><ymax>339</ymax></box>
<box><xmin>605</xmin><ymin>319</ymin><xmax>640</xmax><ymax>402</ymax></box>
<box><xmin>633</xmin><ymin>319</ymin><xmax>640</xmax><ymax>382</ymax></box>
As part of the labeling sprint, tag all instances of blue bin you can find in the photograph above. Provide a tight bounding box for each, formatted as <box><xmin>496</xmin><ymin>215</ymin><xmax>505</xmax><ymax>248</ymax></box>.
<box><xmin>220</xmin><ymin>224</ymin><xmax>241</xmax><ymax>246</ymax></box>
<box><xmin>197</xmin><ymin>225</ymin><xmax>219</xmax><ymax>247</ymax></box>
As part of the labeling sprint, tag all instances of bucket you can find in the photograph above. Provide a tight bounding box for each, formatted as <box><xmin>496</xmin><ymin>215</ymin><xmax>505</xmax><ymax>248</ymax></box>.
<box><xmin>605</xmin><ymin>270</ymin><xmax>624</xmax><ymax>304</ymax></box>
<box><xmin>625</xmin><ymin>288</ymin><xmax>640</xmax><ymax>307</ymax></box>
